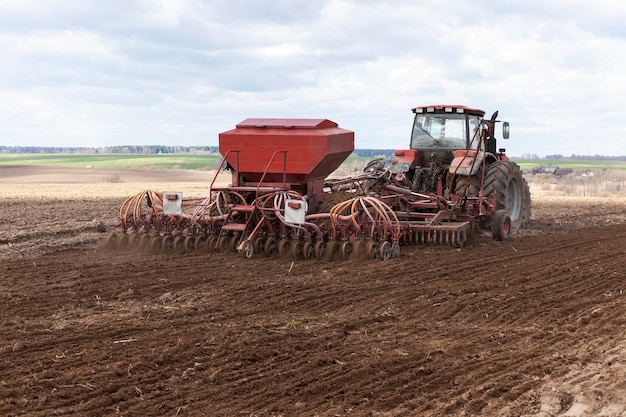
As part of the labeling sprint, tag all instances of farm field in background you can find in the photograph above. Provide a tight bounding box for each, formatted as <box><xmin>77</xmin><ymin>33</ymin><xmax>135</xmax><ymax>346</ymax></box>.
<box><xmin>3</xmin><ymin>153</ymin><xmax>626</xmax><ymax>173</ymax></box>
<box><xmin>0</xmin><ymin>153</ymin><xmax>221</xmax><ymax>170</ymax></box>
<box><xmin>514</xmin><ymin>159</ymin><xmax>626</xmax><ymax>172</ymax></box>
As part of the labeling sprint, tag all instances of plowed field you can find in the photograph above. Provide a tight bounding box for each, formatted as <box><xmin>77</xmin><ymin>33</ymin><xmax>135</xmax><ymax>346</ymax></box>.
<box><xmin>1</xmin><ymin>166</ymin><xmax>626</xmax><ymax>416</ymax></box>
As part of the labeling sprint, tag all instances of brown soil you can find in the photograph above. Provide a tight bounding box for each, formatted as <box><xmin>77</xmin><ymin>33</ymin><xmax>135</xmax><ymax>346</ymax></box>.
<box><xmin>1</xmin><ymin>167</ymin><xmax>626</xmax><ymax>417</ymax></box>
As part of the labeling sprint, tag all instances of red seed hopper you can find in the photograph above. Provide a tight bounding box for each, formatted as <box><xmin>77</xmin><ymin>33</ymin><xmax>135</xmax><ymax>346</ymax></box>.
<box><xmin>218</xmin><ymin>118</ymin><xmax>354</xmax><ymax>208</ymax></box>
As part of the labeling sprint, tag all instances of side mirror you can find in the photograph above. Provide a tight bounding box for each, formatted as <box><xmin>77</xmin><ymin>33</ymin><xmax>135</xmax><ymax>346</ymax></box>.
<box><xmin>502</xmin><ymin>122</ymin><xmax>510</xmax><ymax>139</ymax></box>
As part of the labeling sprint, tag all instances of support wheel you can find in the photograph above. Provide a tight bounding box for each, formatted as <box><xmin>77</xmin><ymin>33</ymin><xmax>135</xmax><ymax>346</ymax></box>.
<box><xmin>243</xmin><ymin>239</ymin><xmax>254</xmax><ymax>259</ymax></box>
<box><xmin>380</xmin><ymin>241</ymin><xmax>392</xmax><ymax>260</ymax></box>
<box><xmin>491</xmin><ymin>209</ymin><xmax>511</xmax><ymax>241</ymax></box>
<box><xmin>391</xmin><ymin>243</ymin><xmax>401</xmax><ymax>259</ymax></box>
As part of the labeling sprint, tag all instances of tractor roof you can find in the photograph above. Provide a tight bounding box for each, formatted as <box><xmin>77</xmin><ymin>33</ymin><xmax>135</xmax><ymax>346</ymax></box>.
<box><xmin>411</xmin><ymin>104</ymin><xmax>485</xmax><ymax>117</ymax></box>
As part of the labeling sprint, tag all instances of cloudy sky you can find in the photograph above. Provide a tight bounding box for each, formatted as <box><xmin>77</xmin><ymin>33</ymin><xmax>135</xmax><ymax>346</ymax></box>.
<box><xmin>1</xmin><ymin>0</ymin><xmax>625</xmax><ymax>157</ymax></box>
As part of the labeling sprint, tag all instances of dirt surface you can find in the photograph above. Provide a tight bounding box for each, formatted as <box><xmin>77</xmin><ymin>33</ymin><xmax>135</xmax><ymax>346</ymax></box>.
<box><xmin>2</xmin><ymin>167</ymin><xmax>626</xmax><ymax>416</ymax></box>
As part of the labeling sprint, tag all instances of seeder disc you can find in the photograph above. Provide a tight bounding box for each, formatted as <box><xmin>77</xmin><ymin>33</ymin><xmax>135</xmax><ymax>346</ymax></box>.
<box><xmin>314</xmin><ymin>241</ymin><xmax>326</xmax><ymax>259</ymax></box>
<box><xmin>278</xmin><ymin>239</ymin><xmax>291</xmax><ymax>256</ymax></box>
<box><xmin>340</xmin><ymin>241</ymin><xmax>353</xmax><ymax>260</ymax></box>
<box><xmin>103</xmin><ymin>233</ymin><xmax>117</xmax><ymax>250</ymax></box>
<box><xmin>290</xmin><ymin>240</ymin><xmax>303</xmax><ymax>260</ymax></box>
<box><xmin>366</xmin><ymin>240</ymin><xmax>379</xmax><ymax>259</ymax></box>
<box><xmin>161</xmin><ymin>235</ymin><xmax>174</xmax><ymax>252</ymax></box>
<box><xmin>194</xmin><ymin>236</ymin><xmax>206</xmax><ymax>251</ymax></box>
<box><xmin>303</xmin><ymin>242</ymin><xmax>315</xmax><ymax>259</ymax></box>
<box><xmin>264</xmin><ymin>237</ymin><xmax>278</xmax><ymax>256</ymax></box>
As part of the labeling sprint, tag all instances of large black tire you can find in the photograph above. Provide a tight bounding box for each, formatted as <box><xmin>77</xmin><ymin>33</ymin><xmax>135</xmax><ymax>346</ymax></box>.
<box><xmin>484</xmin><ymin>161</ymin><xmax>531</xmax><ymax>230</ymax></box>
<box><xmin>364</xmin><ymin>157</ymin><xmax>387</xmax><ymax>173</ymax></box>
<box><xmin>319</xmin><ymin>191</ymin><xmax>354</xmax><ymax>213</ymax></box>
<box><xmin>521</xmin><ymin>177</ymin><xmax>531</xmax><ymax>227</ymax></box>
<box><xmin>453</xmin><ymin>174</ymin><xmax>481</xmax><ymax>197</ymax></box>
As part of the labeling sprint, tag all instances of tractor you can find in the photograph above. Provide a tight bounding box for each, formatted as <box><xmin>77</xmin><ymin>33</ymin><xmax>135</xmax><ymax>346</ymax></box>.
<box><xmin>361</xmin><ymin>104</ymin><xmax>530</xmax><ymax>231</ymax></box>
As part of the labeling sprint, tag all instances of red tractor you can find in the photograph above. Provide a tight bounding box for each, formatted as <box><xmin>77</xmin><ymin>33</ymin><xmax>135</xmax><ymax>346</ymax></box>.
<box><xmin>359</xmin><ymin>104</ymin><xmax>530</xmax><ymax>232</ymax></box>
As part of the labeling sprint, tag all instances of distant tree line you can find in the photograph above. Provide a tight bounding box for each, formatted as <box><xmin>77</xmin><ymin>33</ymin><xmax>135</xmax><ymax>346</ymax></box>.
<box><xmin>1</xmin><ymin>145</ymin><xmax>219</xmax><ymax>154</ymax></box>
<box><xmin>352</xmin><ymin>149</ymin><xmax>395</xmax><ymax>158</ymax></box>
<box><xmin>1</xmin><ymin>146</ymin><xmax>396</xmax><ymax>157</ymax></box>
<box><xmin>518</xmin><ymin>154</ymin><xmax>626</xmax><ymax>161</ymax></box>
<box><xmin>3</xmin><ymin>146</ymin><xmax>626</xmax><ymax>161</ymax></box>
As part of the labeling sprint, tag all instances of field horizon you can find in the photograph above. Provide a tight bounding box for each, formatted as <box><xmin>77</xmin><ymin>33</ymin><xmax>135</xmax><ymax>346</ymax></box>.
<box><xmin>3</xmin><ymin>153</ymin><xmax>626</xmax><ymax>172</ymax></box>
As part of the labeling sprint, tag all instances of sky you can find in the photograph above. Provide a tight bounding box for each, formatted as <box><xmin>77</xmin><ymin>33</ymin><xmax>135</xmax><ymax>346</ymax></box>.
<box><xmin>1</xmin><ymin>0</ymin><xmax>626</xmax><ymax>157</ymax></box>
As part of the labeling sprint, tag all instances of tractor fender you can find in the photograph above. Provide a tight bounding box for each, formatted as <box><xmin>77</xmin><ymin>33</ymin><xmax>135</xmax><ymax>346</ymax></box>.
<box><xmin>449</xmin><ymin>150</ymin><xmax>485</xmax><ymax>176</ymax></box>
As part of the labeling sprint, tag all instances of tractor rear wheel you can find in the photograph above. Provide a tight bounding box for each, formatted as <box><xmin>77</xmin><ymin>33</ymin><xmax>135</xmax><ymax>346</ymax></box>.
<box><xmin>484</xmin><ymin>161</ymin><xmax>530</xmax><ymax>229</ymax></box>
<box><xmin>453</xmin><ymin>174</ymin><xmax>481</xmax><ymax>197</ymax></box>
<box><xmin>319</xmin><ymin>191</ymin><xmax>354</xmax><ymax>213</ymax></box>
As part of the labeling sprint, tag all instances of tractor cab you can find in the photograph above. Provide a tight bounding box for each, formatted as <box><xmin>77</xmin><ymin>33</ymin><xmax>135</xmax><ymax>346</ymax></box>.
<box><xmin>401</xmin><ymin>104</ymin><xmax>510</xmax><ymax>168</ymax></box>
<box><xmin>382</xmin><ymin>104</ymin><xmax>512</xmax><ymax>195</ymax></box>
<box><xmin>410</xmin><ymin>105</ymin><xmax>485</xmax><ymax>151</ymax></box>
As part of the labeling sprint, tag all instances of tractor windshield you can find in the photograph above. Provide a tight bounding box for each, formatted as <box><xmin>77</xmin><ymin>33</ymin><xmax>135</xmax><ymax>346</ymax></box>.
<box><xmin>410</xmin><ymin>113</ymin><xmax>481</xmax><ymax>150</ymax></box>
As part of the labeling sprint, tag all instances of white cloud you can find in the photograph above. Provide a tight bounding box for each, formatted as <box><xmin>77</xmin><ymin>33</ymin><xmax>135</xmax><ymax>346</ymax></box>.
<box><xmin>1</xmin><ymin>0</ymin><xmax>626</xmax><ymax>156</ymax></box>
